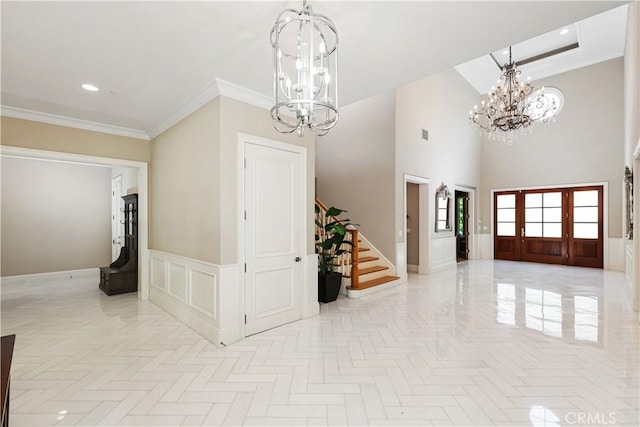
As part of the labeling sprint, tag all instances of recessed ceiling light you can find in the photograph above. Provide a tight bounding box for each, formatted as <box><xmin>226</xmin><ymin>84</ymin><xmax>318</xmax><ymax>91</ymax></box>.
<box><xmin>82</xmin><ymin>83</ymin><xmax>99</xmax><ymax>92</ymax></box>
<box><xmin>560</xmin><ymin>28</ymin><xmax>569</xmax><ymax>35</ymax></box>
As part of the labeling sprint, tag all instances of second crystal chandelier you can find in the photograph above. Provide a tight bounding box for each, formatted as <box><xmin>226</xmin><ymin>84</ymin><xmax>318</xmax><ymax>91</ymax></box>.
<box><xmin>469</xmin><ymin>47</ymin><xmax>562</xmax><ymax>142</ymax></box>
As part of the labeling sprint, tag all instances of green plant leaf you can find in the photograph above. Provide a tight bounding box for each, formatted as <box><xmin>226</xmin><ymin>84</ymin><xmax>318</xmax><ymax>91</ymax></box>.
<box><xmin>326</xmin><ymin>207</ymin><xmax>346</xmax><ymax>217</ymax></box>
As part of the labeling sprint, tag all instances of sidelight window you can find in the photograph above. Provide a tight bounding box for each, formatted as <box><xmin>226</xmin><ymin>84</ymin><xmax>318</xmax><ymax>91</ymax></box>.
<box><xmin>496</xmin><ymin>194</ymin><xmax>516</xmax><ymax>236</ymax></box>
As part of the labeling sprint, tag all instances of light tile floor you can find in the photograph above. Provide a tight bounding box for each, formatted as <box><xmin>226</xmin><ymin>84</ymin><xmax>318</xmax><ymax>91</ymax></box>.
<box><xmin>1</xmin><ymin>260</ymin><xmax>638</xmax><ymax>426</ymax></box>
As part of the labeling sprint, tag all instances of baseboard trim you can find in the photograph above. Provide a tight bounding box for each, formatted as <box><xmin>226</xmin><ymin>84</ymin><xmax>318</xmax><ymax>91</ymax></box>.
<box><xmin>150</xmin><ymin>287</ymin><xmax>219</xmax><ymax>344</ymax></box>
<box><xmin>1</xmin><ymin>268</ymin><xmax>99</xmax><ymax>285</ymax></box>
<box><xmin>430</xmin><ymin>259</ymin><xmax>457</xmax><ymax>274</ymax></box>
<box><xmin>407</xmin><ymin>264</ymin><xmax>419</xmax><ymax>273</ymax></box>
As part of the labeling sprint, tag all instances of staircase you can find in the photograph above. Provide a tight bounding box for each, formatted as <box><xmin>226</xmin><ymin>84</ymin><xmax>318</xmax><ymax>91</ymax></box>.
<box><xmin>316</xmin><ymin>199</ymin><xmax>402</xmax><ymax>298</ymax></box>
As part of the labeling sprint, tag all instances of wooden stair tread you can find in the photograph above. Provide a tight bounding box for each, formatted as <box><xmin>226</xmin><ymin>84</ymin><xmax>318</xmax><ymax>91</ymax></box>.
<box><xmin>358</xmin><ymin>247</ymin><xmax>370</xmax><ymax>252</ymax></box>
<box><xmin>358</xmin><ymin>256</ymin><xmax>379</xmax><ymax>263</ymax></box>
<box><xmin>358</xmin><ymin>265</ymin><xmax>388</xmax><ymax>275</ymax></box>
<box><xmin>348</xmin><ymin>275</ymin><xmax>400</xmax><ymax>290</ymax></box>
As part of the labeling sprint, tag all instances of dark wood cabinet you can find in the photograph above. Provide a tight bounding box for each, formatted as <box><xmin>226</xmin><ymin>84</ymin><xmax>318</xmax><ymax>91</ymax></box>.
<box><xmin>99</xmin><ymin>194</ymin><xmax>138</xmax><ymax>295</ymax></box>
<box><xmin>1</xmin><ymin>335</ymin><xmax>15</xmax><ymax>427</ymax></box>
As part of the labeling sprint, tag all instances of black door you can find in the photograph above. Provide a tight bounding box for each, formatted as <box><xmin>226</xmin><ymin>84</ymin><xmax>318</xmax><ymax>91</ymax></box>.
<box><xmin>455</xmin><ymin>191</ymin><xmax>469</xmax><ymax>261</ymax></box>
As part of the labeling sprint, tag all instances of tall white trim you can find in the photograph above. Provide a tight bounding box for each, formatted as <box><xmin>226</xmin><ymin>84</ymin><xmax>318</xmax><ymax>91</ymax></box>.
<box><xmin>0</xmin><ymin>145</ymin><xmax>150</xmax><ymax>301</ymax></box>
<box><xmin>1</xmin><ymin>105</ymin><xmax>149</xmax><ymax>140</ymax></box>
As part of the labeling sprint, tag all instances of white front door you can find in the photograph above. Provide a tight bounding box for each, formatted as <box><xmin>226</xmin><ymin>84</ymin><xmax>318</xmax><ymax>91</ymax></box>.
<box><xmin>111</xmin><ymin>176</ymin><xmax>123</xmax><ymax>260</ymax></box>
<box><xmin>244</xmin><ymin>141</ymin><xmax>303</xmax><ymax>336</ymax></box>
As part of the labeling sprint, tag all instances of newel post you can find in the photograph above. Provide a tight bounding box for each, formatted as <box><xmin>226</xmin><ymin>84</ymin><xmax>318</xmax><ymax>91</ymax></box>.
<box><xmin>349</xmin><ymin>229</ymin><xmax>359</xmax><ymax>289</ymax></box>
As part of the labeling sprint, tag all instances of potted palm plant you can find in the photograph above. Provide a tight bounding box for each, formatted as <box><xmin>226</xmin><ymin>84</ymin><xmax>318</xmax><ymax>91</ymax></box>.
<box><xmin>315</xmin><ymin>203</ymin><xmax>355</xmax><ymax>303</ymax></box>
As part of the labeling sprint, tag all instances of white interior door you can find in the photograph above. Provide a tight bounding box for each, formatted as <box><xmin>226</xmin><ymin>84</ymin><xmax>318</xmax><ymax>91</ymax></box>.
<box><xmin>244</xmin><ymin>141</ymin><xmax>303</xmax><ymax>336</ymax></box>
<box><xmin>111</xmin><ymin>176</ymin><xmax>123</xmax><ymax>260</ymax></box>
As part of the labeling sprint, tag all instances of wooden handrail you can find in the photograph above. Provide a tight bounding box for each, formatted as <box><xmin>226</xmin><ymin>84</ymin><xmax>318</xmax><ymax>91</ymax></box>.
<box><xmin>315</xmin><ymin>198</ymin><xmax>330</xmax><ymax>212</ymax></box>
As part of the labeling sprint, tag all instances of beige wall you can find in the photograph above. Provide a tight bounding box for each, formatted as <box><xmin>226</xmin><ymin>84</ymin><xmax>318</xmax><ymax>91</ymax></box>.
<box><xmin>219</xmin><ymin>96</ymin><xmax>316</xmax><ymax>265</ymax></box>
<box><xmin>396</xmin><ymin>69</ymin><xmax>482</xmax><ymax>254</ymax></box>
<box><xmin>406</xmin><ymin>182</ymin><xmax>420</xmax><ymax>265</ymax></box>
<box><xmin>1</xmin><ymin>117</ymin><xmax>150</xmax><ymax>162</ymax></box>
<box><xmin>150</xmin><ymin>98</ymin><xmax>221</xmax><ymax>264</ymax></box>
<box><xmin>150</xmin><ymin>95</ymin><xmax>315</xmax><ymax>266</ymax></box>
<box><xmin>316</xmin><ymin>91</ymin><xmax>396</xmax><ymax>264</ymax></box>
<box><xmin>480</xmin><ymin>58</ymin><xmax>625</xmax><ymax>238</ymax></box>
<box><xmin>1</xmin><ymin>156</ymin><xmax>111</xmax><ymax>276</ymax></box>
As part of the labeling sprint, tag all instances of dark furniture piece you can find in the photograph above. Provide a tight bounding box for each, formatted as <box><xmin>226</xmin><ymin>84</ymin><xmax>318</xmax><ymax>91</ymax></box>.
<box><xmin>1</xmin><ymin>334</ymin><xmax>16</xmax><ymax>427</ymax></box>
<box><xmin>100</xmin><ymin>194</ymin><xmax>138</xmax><ymax>295</ymax></box>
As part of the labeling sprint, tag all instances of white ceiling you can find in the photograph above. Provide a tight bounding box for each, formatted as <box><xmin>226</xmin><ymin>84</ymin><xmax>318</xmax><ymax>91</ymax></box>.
<box><xmin>455</xmin><ymin>4</ymin><xmax>628</xmax><ymax>95</ymax></box>
<box><xmin>0</xmin><ymin>1</ymin><xmax>629</xmax><ymax>140</ymax></box>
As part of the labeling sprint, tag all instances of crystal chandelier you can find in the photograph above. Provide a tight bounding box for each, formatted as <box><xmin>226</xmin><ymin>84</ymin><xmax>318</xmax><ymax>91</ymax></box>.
<box><xmin>270</xmin><ymin>0</ymin><xmax>338</xmax><ymax>137</ymax></box>
<box><xmin>469</xmin><ymin>47</ymin><xmax>563</xmax><ymax>142</ymax></box>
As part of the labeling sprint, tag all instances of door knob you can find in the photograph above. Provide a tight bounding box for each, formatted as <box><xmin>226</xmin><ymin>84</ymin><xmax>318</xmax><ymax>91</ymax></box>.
<box><xmin>295</xmin><ymin>257</ymin><xmax>302</xmax><ymax>262</ymax></box>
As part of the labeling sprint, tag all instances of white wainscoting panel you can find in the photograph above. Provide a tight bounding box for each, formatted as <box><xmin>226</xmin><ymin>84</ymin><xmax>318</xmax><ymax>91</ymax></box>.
<box><xmin>606</xmin><ymin>238</ymin><xmax>624</xmax><ymax>272</ymax></box>
<box><xmin>151</xmin><ymin>257</ymin><xmax>166</xmax><ymax>291</ymax></box>
<box><xmin>477</xmin><ymin>234</ymin><xmax>494</xmax><ymax>260</ymax></box>
<box><xmin>189</xmin><ymin>268</ymin><xmax>217</xmax><ymax>319</ymax></box>
<box><xmin>149</xmin><ymin>250</ymin><xmax>241</xmax><ymax>347</ymax></box>
<box><xmin>168</xmin><ymin>263</ymin><xmax>187</xmax><ymax>302</ymax></box>
<box><xmin>430</xmin><ymin>237</ymin><xmax>456</xmax><ymax>273</ymax></box>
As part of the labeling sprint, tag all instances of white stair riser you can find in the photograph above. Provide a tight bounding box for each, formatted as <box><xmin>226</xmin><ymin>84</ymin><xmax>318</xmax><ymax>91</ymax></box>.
<box><xmin>357</xmin><ymin>259</ymin><xmax>380</xmax><ymax>269</ymax></box>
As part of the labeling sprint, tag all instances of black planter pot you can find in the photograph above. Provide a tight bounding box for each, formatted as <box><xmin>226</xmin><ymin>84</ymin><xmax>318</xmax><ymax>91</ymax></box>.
<box><xmin>318</xmin><ymin>272</ymin><xmax>342</xmax><ymax>303</ymax></box>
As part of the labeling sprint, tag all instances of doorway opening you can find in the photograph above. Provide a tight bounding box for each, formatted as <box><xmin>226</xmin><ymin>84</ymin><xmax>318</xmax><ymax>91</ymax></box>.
<box><xmin>455</xmin><ymin>190</ymin><xmax>469</xmax><ymax>262</ymax></box>
<box><xmin>406</xmin><ymin>182</ymin><xmax>420</xmax><ymax>272</ymax></box>
<box><xmin>0</xmin><ymin>146</ymin><xmax>150</xmax><ymax>299</ymax></box>
<box><xmin>403</xmin><ymin>174</ymin><xmax>430</xmax><ymax>276</ymax></box>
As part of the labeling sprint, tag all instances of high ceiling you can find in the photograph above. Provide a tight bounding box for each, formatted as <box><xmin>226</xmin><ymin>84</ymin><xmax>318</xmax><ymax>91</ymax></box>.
<box><xmin>0</xmin><ymin>1</ymin><xmax>628</xmax><ymax>140</ymax></box>
<box><xmin>455</xmin><ymin>4</ymin><xmax>628</xmax><ymax>94</ymax></box>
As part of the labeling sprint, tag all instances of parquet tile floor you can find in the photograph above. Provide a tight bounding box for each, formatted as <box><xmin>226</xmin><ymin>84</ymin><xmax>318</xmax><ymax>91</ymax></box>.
<box><xmin>1</xmin><ymin>260</ymin><xmax>638</xmax><ymax>426</ymax></box>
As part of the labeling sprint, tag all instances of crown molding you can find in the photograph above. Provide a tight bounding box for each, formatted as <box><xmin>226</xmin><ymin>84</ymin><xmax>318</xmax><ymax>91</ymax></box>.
<box><xmin>2</xmin><ymin>80</ymin><xmax>273</xmax><ymax>142</ymax></box>
<box><xmin>145</xmin><ymin>80</ymin><xmax>221</xmax><ymax>140</ymax></box>
<box><xmin>215</xmin><ymin>78</ymin><xmax>272</xmax><ymax>111</ymax></box>
<box><xmin>146</xmin><ymin>79</ymin><xmax>272</xmax><ymax>140</ymax></box>
<box><xmin>0</xmin><ymin>106</ymin><xmax>150</xmax><ymax>141</ymax></box>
